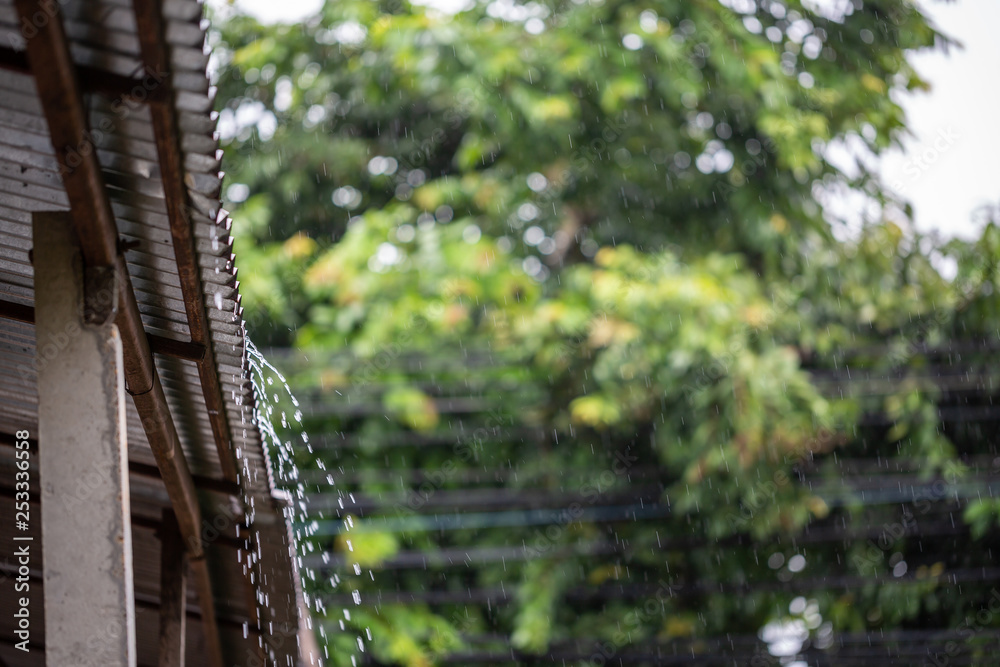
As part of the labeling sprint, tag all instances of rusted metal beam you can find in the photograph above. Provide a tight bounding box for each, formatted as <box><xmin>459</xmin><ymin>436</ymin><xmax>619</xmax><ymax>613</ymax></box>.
<box><xmin>159</xmin><ymin>511</ymin><xmax>187</xmax><ymax>667</ymax></box>
<box><xmin>13</xmin><ymin>2</ymin><xmax>118</xmax><ymax>266</ymax></box>
<box><xmin>0</xmin><ymin>298</ymin><xmax>206</xmax><ymax>362</ymax></box>
<box><xmin>130</xmin><ymin>461</ymin><xmax>240</xmax><ymax>497</ymax></box>
<box><xmin>133</xmin><ymin>0</ymin><xmax>239</xmax><ymax>484</ymax></box>
<box><xmin>150</xmin><ymin>335</ymin><xmax>206</xmax><ymax>362</ymax></box>
<box><xmin>12</xmin><ymin>3</ymin><xmax>225</xmax><ymax>666</ymax></box>
<box><xmin>0</xmin><ymin>44</ymin><xmax>171</xmax><ymax>104</ymax></box>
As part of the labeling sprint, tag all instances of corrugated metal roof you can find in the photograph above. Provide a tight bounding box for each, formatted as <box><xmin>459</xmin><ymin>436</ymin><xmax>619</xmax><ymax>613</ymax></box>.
<box><xmin>0</xmin><ymin>0</ymin><xmax>306</xmax><ymax>665</ymax></box>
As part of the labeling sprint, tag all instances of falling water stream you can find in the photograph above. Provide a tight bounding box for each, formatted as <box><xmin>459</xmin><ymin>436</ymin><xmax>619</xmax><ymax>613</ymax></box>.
<box><xmin>244</xmin><ymin>338</ymin><xmax>369</xmax><ymax>666</ymax></box>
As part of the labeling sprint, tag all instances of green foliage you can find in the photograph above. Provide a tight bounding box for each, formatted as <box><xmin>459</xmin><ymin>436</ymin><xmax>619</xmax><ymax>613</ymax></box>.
<box><xmin>215</xmin><ymin>0</ymin><xmax>945</xmax><ymax>275</ymax></box>
<box><xmin>343</xmin><ymin>604</ymin><xmax>465</xmax><ymax>667</ymax></box>
<box><xmin>211</xmin><ymin>1</ymin><xmax>1000</xmax><ymax>664</ymax></box>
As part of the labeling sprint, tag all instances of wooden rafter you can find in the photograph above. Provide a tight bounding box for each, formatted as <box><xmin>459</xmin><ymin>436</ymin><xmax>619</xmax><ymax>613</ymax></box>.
<box><xmin>133</xmin><ymin>0</ymin><xmax>241</xmax><ymax>485</ymax></box>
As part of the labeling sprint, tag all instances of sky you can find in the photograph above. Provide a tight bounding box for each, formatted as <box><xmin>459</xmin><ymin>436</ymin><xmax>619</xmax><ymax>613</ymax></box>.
<box><xmin>878</xmin><ymin>0</ymin><xmax>1000</xmax><ymax>239</ymax></box>
<box><xmin>213</xmin><ymin>0</ymin><xmax>999</xmax><ymax>240</ymax></box>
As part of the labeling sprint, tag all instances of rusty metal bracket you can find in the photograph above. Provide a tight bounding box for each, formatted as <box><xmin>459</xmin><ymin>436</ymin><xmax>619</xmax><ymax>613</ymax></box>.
<box><xmin>83</xmin><ymin>264</ymin><xmax>119</xmax><ymax>327</ymax></box>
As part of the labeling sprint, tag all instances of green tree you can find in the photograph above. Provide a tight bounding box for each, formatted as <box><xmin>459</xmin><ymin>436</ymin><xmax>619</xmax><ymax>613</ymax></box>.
<box><xmin>215</xmin><ymin>0</ymin><xmax>943</xmax><ymax>342</ymax></box>
<box><xmin>213</xmin><ymin>1</ymin><xmax>1000</xmax><ymax>665</ymax></box>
